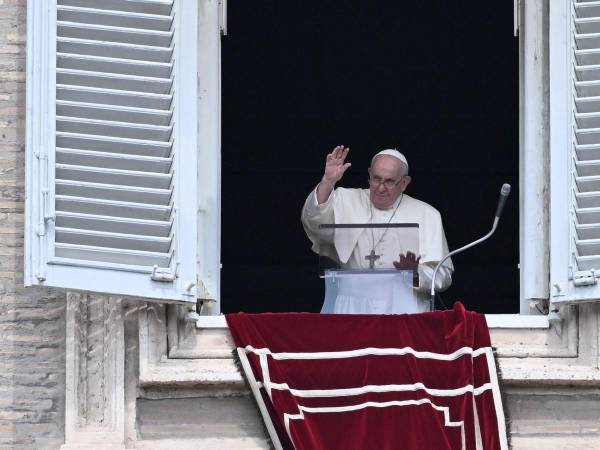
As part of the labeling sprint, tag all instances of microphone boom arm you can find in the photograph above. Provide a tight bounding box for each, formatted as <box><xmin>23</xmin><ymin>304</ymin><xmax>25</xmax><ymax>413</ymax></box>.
<box><xmin>429</xmin><ymin>217</ymin><xmax>500</xmax><ymax>312</ymax></box>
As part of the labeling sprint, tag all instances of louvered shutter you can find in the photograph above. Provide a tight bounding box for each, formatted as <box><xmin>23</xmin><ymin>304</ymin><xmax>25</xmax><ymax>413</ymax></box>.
<box><xmin>26</xmin><ymin>0</ymin><xmax>201</xmax><ymax>303</ymax></box>
<box><xmin>551</xmin><ymin>0</ymin><xmax>600</xmax><ymax>303</ymax></box>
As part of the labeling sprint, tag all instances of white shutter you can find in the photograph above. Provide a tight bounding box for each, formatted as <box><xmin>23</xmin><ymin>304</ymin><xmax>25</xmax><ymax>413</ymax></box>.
<box><xmin>551</xmin><ymin>0</ymin><xmax>600</xmax><ymax>303</ymax></box>
<box><xmin>26</xmin><ymin>0</ymin><xmax>200</xmax><ymax>303</ymax></box>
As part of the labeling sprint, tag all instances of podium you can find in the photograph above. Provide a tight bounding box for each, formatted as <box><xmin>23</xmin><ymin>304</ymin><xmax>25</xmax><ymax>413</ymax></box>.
<box><xmin>321</xmin><ymin>269</ymin><xmax>420</xmax><ymax>314</ymax></box>
<box><xmin>318</xmin><ymin>223</ymin><xmax>422</xmax><ymax>314</ymax></box>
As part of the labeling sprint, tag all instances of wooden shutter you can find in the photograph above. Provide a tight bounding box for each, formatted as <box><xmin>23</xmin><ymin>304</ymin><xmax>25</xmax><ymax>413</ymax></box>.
<box><xmin>26</xmin><ymin>0</ymin><xmax>200</xmax><ymax>303</ymax></box>
<box><xmin>551</xmin><ymin>0</ymin><xmax>600</xmax><ymax>303</ymax></box>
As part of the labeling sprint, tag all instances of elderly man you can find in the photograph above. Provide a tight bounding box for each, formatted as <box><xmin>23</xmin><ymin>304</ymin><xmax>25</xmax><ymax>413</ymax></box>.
<box><xmin>301</xmin><ymin>145</ymin><xmax>453</xmax><ymax>312</ymax></box>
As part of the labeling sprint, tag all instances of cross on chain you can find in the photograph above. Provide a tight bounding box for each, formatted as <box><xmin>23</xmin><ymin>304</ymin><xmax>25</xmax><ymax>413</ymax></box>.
<box><xmin>365</xmin><ymin>249</ymin><xmax>380</xmax><ymax>269</ymax></box>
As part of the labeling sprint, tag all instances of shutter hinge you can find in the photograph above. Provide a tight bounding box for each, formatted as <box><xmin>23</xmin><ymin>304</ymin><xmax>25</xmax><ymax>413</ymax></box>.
<box><xmin>572</xmin><ymin>269</ymin><xmax>598</xmax><ymax>287</ymax></box>
<box><xmin>42</xmin><ymin>189</ymin><xmax>55</xmax><ymax>223</ymax></box>
<box><xmin>36</xmin><ymin>189</ymin><xmax>54</xmax><ymax>237</ymax></box>
<box><xmin>218</xmin><ymin>0</ymin><xmax>227</xmax><ymax>36</ymax></box>
<box><xmin>151</xmin><ymin>264</ymin><xmax>178</xmax><ymax>282</ymax></box>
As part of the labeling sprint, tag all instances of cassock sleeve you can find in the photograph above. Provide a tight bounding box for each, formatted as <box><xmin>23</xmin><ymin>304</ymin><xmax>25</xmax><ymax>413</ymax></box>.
<box><xmin>417</xmin><ymin>263</ymin><xmax>452</xmax><ymax>293</ymax></box>
<box><xmin>413</xmin><ymin>202</ymin><xmax>453</xmax><ymax>293</ymax></box>
<box><xmin>301</xmin><ymin>184</ymin><xmax>336</xmax><ymax>251</ymax></box>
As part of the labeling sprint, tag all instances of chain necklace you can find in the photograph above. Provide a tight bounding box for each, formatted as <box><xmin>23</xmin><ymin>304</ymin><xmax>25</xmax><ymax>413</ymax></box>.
<box><xmin>365</xmin><ymin>193</ymin><xmax>404</xmax><ymax>269</ymax></box>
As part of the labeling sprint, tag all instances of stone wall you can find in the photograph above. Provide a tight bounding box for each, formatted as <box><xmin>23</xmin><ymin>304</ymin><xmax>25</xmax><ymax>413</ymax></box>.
<box><xmin>0</xmin><ymin>1</ymin><xmax>66</xmax><ymax>448</ymax></box>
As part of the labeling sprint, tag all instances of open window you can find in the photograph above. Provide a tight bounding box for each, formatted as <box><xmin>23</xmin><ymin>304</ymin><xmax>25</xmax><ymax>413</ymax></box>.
<box><xmin>25</xmin><ymin>0</ymin><xmax>220</xmax><ymax>303</ymax></box>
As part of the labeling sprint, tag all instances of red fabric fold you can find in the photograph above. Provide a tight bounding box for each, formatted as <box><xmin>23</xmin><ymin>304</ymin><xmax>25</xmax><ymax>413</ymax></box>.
<box><xmin>226</xmin><ymin>302</ymin><xmax>507</xmax><ymax>450</ymax></box>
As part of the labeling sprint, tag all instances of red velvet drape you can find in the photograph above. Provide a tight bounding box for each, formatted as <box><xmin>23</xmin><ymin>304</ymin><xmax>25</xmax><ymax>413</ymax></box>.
<box><xmin>227</xmin><ymin>303</ymin><xmax>507</xmax><ymax>450</ymax></box>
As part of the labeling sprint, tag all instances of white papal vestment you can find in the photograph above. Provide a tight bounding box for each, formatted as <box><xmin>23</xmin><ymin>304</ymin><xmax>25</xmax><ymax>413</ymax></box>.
<box><xmin>301</xmin><ymin>186</ymin><xmax>453</xmax><ymax>313</ymax></box>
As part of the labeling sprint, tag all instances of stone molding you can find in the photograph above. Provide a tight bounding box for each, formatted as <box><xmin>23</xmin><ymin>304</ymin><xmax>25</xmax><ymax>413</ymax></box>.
<box><xmin>62</xmin><ymin>292</ymin><xmax>125</xmax><ymax>449</ymax></box>
<box><xmin>138</xmin><ymin>303</ymin><xmax>244</xmax><ymax>392</ymax></box>
<box><xmin>136</xmin><ymin>302</ymin><xmax>600</xmax><ymax>388</ymax></box>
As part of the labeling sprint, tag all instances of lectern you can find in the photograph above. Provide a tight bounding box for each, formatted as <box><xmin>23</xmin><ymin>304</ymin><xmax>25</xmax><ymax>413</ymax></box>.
<box><xmin>318</xmin><ymin>223</ymin><xmax>422</xmax><ymax>314</ymax></box>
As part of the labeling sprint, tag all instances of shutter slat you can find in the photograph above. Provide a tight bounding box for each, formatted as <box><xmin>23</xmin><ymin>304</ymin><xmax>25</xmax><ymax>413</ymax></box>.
<box><xmin>56</xmin><ymin>195</ymin><xmax>172</xmax><ymax>221</ymax></box>
<box><xmin>57</xmin><ymin>6</ymin><xmax>173</xmax><ymax>32</ymax></box>
<box><xmin>57</xmin><ymin>38</ymin><xmax>173</xmax><ymax>63</ymax></box>
<box><xmin>56</xmin><ymin>163</ymin><xmax>172</xmax><ymax>189</ymax></box>
<box><xmin>576</xmin><ymin>191</ymin><xmax>600</xmax><ymax>208</ymax></box>
<box><xmin>56</xmin><ymin>132</ymin><xmax>172</xmax><ymax>157</ymax></box>
<box><xmin>575</xmin><ymin>18</ymin><xmax>600</xmax><ymax>34</ymax></box>
<box><xmin>575</xmin><ymin>49</ymin><xmax>600</xmax><ymax>66</ymax></box>
<box><xmin>575</xmin><ymin>254</ymin><xmax>600</xmax><ymax>270</ymax></box>
<box><xmin>57</xmin><ymin>85</ymin><xmax>172</xmax><ymax>110</ymax></box>
<box><xmin>575</xmin><ymin>64</ymin><xmax>600</xmax><ymax>81</ymax></box>
<box><xmin>56</xmin><ymin>116</ymin><xmax>172</xmax><ymax>140</ymax></box>
<box><xmin>574</xmin><ymin>34</ymin><xmax>600</xmax><ymax>50</ymax></box>
<box><xmin>57</xmin><ymin>0</ymin><xmax>173</xmax><ymax>16</ymax></box>
<box><xmin>576</xmin><ymin>238</ymin><xmax>600</xmax><ymax>255</ymax></box>
<box><xmin>575</xmin><ymin>80</ymin><xmax>600</xmax><ymax>97</ymax></box>
<box><xmin>576</xmin><ymin>175</ymin><xmax>600</xmax><ymax>192</ymax></box>
<box><xmin>56</xmin><ymin>148</ymin><xmax>172</xmax><ymax>172</ymax></box>
<box><xmin>576</xmin><ymin>222</ymin><xmax>600</xmax><ymax>239</ymax></box>
<box><xmin>576</xmin><ymin>206</ymin><xmax>600</xmax><ymax>223</ymax></box>
<box><xmin>576</xmin><ymin>143</ymin><xmax>600</xmax><ymax>161</ymax></box>
<box><xmin>57</xmin><ymin>53</ymin><xmax>173</xmax><ymax>78</ymax></box>
<box><xmin>576</xmin><ymin>159</ymin><xmax>600</xmax><ymax>176</ymax></box>
<box><xmin>55</xmin><ymin>227</ymin><xmax>172</xmax><ymax>253</ymax></box>
<box><xmin>575</xmin><ymin>96</ymin><xmax>600</xmax><ymax>113</ymax></box>
<box><xmin>575</xmin><ymin>3</ymin><xmax>600</xmax><ymax>19</ymax></box>
<box><xmin>576</xmin><ymin>112</ymin><xmax>600</xmax><ymax>128</ymax></box>
<box><xmin>57</xmin><ymin>22</ymin><xmax>173</xmax><ymax>47</ymax></box>
<box><xmin>56</xmin><ymin>69</ymin><xmax>172</xmax><ymax>94</ymax></box>
<box><xmin>55</xmin><ymin>243</ymin><xmax>171</xmax><ymax>267</ymax></box>
<box><xmin>56</xmin><ymin>100</ymin><xmax>172</xmax><ymax>126</ymax></box>
<box><xmin>575</xmin><ymin>128</ymin><xmax>600</xmax><ymax>144</ymax></box>
<box><xmin>56</xmin><ymin>179</ymin><xmax>171</xmax><ymax>205</ymax></box>
<box><xmin>55</xmin><ymin>211</ymin><xmax>171</xmax><ymax>237</ymax></box>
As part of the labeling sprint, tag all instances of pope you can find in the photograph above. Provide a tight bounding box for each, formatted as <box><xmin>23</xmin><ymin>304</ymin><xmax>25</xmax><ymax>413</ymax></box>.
<box><xmin>301</xmin><ymin>145</ymin><xmax>454</xmax><ymax>312</ymax></box>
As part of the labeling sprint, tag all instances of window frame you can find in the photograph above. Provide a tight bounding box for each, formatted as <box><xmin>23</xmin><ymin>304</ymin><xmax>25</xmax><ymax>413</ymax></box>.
<box><xmin>196</xmin><ymin>0</ymin><xmax>222</xmax><ymax>310</ymax></box>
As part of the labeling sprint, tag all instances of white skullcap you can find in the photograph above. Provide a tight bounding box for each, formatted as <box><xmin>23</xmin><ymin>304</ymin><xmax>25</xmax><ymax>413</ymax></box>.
<box><xmin>371</xmin><ymin>149</ymin><xmax>409</xmax><ymax>172</ymax></box>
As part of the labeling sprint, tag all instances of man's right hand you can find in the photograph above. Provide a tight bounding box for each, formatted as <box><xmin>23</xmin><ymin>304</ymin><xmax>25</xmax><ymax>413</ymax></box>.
<box><xmin>316</xmin><ymin>146</ymin><xmax>351</xmax><ymax>204</ymax></box>
<box><xmin>323</xmin><ymin>145</ymin><xmax>351</xmax><ymax>184</ymax></box>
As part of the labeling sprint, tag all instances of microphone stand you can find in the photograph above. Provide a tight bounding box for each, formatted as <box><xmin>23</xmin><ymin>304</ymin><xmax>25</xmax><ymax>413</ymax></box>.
<box><xmin>429</xmin><ymin>184</ymin><xmax>511</xmax><ymax>312</ymax></box>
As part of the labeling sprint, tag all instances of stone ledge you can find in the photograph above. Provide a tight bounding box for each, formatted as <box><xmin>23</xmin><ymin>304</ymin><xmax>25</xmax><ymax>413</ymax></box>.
<box><xmin>510</xmin><ymin>435</ymin><xmax>600</xmax><ymax>450</ymax></box>
<box><xmin>139</xmin><ymin>358</ymin><xmax>244</xmax><ymax>388</ymax></box>
<box><xmin>499</xmin><ymin>358</ymin><xmax>600</xmax><ymax>385</ymax></box>
<box><xmin>132</xmin><ymin>437</ymin><xmax>270</xmax><ymax>449</ymax></box>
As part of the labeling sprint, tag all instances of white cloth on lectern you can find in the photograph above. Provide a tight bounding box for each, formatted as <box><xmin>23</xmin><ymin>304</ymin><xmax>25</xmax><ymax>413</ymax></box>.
<box><xmin>301</xmin><ymin>186</ymin><xmax>453</xmax><ymax>312</ymax></box>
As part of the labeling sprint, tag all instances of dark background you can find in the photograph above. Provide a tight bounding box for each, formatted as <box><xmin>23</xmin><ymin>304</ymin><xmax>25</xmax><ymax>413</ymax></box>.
<box><xmin>220</xmin><ymin>2</ymin><xmax>519</xmax><ymax>314</ymax></box>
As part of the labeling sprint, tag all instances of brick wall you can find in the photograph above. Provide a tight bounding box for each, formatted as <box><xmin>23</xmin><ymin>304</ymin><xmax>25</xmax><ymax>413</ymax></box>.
<box><xmin>0</xmin><ymin>1</ymin><xmax>66</xmax><ymax>448</ymax></box>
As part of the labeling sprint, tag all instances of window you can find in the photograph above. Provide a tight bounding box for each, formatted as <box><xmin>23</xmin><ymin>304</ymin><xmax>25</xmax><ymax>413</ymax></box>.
<box><xmin>26</xmin><ymin>1</ymin><xmax>600</xmax><ymax>318</ymax></box>
<box><xmin>25</xmin><ymin>0</ymin><xmax>220</xmax><ymax>304</ymax></box>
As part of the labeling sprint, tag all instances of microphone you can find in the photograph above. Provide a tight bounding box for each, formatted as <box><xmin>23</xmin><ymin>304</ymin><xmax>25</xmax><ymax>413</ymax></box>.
<box><xmin>429</xmin><ymin>183</ymin><xmax>512</xmax><ymax>311</ymax></box>
<box><xmin>495</xmin><ymin>183</ymin><xmax>511</xmax><ymax>219</ymax></box>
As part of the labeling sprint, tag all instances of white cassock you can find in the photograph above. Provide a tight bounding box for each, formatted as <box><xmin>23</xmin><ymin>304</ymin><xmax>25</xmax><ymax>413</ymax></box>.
<box><xmin>301</xmin><ymin>186</ymin><xmax>454</xmax><ymax>313</ymax></box>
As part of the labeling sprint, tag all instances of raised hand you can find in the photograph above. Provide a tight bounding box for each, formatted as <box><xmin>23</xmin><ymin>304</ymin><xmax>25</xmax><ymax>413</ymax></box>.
<box><xmin>323</xmin><ymin>145</ymin><xmax>351</xmax><ymax>184</ymax></box>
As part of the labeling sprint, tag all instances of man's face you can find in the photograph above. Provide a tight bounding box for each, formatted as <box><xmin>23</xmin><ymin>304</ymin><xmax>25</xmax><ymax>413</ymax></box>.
<box><xmin>368</xmin><ymin>155</ymin><xmax>411</xmax><ymax>209</ymax></box>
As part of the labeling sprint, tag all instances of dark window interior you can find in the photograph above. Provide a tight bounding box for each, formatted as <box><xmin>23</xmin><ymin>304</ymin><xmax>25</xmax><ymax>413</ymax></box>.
<box><xmin>221</xmin><ymin>2</ymin><xmax>519</xmax><ymax>314</ymax></box>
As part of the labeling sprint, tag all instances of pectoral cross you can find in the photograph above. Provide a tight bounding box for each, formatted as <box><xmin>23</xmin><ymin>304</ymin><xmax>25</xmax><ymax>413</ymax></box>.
<box><xmin>365</xmin><ymin>249</ymin><xmax>380</xmax><ymax>269</ymax></box>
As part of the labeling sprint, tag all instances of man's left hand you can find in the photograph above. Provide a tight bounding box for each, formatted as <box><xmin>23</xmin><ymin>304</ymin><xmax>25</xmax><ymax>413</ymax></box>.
<box><xmin>393</xmin><ymin>252</ymin><xmax>421</xmax><ymax>270</ymax></box>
